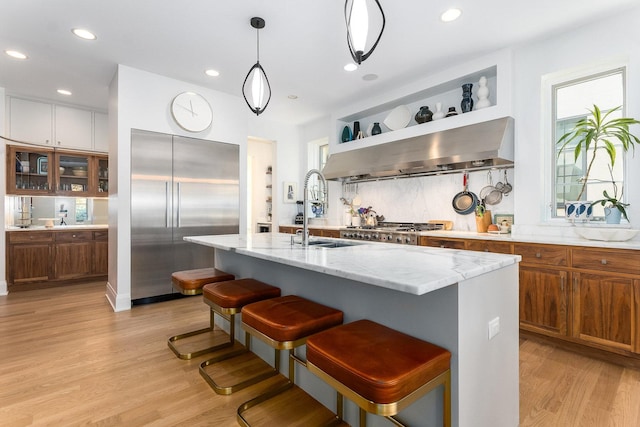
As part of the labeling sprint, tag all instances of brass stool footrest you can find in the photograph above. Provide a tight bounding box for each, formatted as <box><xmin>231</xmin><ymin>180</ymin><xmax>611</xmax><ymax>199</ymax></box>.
<box><xmin>167</xmin><ymin>327</ymin><xmax>233</xmax><ymax>360</ymax></box>
<box><xmin>200</xmin><ymin>348</ymin><xmax>279</xmax><ymax>395</ymax></box>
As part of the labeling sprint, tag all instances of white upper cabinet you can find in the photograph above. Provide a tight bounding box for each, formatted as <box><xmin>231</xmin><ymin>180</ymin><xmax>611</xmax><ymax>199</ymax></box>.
<box><xmin>9</xmin><ymin>97</ymin><xmax>53</xmax><ymax>145</ymax></box>
<box><xmin>54</xmin><ymin>105</ymin><xmax>93</xmax><ymax>150</ymax></box>
<box><xmin>7</xmin><ymin>96</ymin><xmax>106</xmax><ymax>152</ymax></box>
<box><xmin>93</xmin><ymin>112</ymin><xmax>108</xmax><ymax>153</ymax></box>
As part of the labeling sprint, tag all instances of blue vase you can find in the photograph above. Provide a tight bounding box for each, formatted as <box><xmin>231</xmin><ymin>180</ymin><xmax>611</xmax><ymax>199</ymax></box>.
<box><xmin>461</xmin><ymin>83</ymin><xmax>474</xmax><ymax>113</ymax></box>
<box><xmin>604</xmin><ymin>207</ymin><xmax>622</xmax><ymax>224</ymax></box>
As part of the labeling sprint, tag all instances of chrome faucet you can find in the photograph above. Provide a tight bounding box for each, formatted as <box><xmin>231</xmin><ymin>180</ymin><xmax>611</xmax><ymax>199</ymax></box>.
<box><xmin>302</xmin><ymin>169</ymin><xmax>328</xmax><ymax>246</ymax></box>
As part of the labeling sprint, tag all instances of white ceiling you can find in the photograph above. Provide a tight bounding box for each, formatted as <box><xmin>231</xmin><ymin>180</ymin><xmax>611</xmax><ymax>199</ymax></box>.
<box><xmin>1</xmin><ymin>0</ymin><xmax>637</xmax><ymax>125</ymax></box>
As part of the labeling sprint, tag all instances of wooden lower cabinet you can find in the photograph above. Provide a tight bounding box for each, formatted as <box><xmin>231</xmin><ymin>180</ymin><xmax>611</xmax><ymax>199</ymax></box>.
<box><xmin>6</xmin><ymin>229</ymin><xmax>108</xmax><ymax>289</ymax></box>
<box><xmin>572</xmin><ymin>272</ymin><xmax>639</xmax><ymax>353</ymax></box>
<box><xmin>420</xmin><ymin>236</ymin><xmax>640</xmax><ymax>357</ymax></box>
<box><xmin>519</xmin><ymin>266</ymin><xmax>568</xmax><ymax>336</ymax></box>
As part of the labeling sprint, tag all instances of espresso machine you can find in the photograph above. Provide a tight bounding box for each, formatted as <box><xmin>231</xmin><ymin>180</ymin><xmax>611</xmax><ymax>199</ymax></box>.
<box><xmin>294</xmin><ymin>200</ymin><xmax>304</xmax><ymax>224</ymax></box>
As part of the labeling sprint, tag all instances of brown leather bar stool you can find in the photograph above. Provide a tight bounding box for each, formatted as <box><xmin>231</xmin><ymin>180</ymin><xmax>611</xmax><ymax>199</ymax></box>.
<box><xmin>306</xmin><ymin>319</ymin><xmax>452</xmax><ymax>427</ymax></box>
<box><xmin>198</xmin><ymin>278</ymin><xmax>281</xmax><ymax>394</ymax></box>
<box><xmin>236</xmin><ymin>295</ymin><xmax>344</xmax><ymax>427</ymax></box>
<box><xmin>167</xmin><ymin>268</ymin><xmax>235</xmax><ymax>359</ymax></box>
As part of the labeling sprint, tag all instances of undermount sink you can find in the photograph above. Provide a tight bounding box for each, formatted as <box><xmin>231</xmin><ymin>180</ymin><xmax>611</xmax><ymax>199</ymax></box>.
<box><xmin>573</xmin><ymin>227</ymin><xmax>639</xmax><ymax>242</ymax></box>
<box><xmin>306</xmin><ymin>239</ymin><xmax>359</xmax><ymax>248</ymax></box>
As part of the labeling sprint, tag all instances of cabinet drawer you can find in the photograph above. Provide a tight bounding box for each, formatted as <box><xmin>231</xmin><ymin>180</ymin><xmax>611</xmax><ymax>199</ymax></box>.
<box><xmin>466</xmin><ymin>240</ymin><xmax>512</xmax><ymax>254</ymax></box>
<box><xmin>421</xmin><ymin>237</ymin><xmax>466</xmax><ymax>249</ymax></box>
<box><xmin>515</xmin><ymin>243</ymin><xmax>568</xmax><ymax>266</ymax></box>
<box><xmin>93</xmin><ymin>230</ymin><xmax>108</xmax><ymax>241</ymax></box>
<box><xmin>8</xmin><ymin>231</ymin><xmax>53</xmax><ymax>243</ymax></box>
<box><xmin>571</xmin><ymin>248</ymin><xmax>640</xmax><ymax>275</ymax></box>
<box><xmin>55</xmin><ymin>231</ymin><xmax>93</xmax><ymax>242</ymax></box>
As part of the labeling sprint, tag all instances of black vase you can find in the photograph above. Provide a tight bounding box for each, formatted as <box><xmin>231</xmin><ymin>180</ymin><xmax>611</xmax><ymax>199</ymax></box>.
<box><xmin>371</xmin><ymin>122</ymin><xmax>382</xmax><ymax>135</ymax></box>
<box><xmin>461</xmin><ymin>83</ymin><xmax>474</xmax><ymax>113</ymax></box>
<box><xmin>415</xmin><ymin>106</ymin><xmax>433</xmax><ymax>124</ymax></box>
<box><xmin>445</xmin><ymin>107</ymin><xmax>458</xmax><ymax>117</ymax></box>
<box><xmin>353</xmin><ymin>121</ymin><xmax>361</xmax><ymax>136</ymax></box>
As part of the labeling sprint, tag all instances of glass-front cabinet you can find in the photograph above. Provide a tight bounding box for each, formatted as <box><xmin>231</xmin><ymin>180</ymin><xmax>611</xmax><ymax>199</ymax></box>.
<box><xmin>56</xmin><ymin>152</ymin><xmax>91</xmax><ymax>196</ymax></box>
<box><xmin>96</xmin><ymin>155</ymin><xmax>109</xmax><ymax>196</ymax></box>
<box><xmin>7</xmin><ymin>146</ymin><xmax>54</xmax><ymax>195</ymax></box>
<box><xmin>6</xmin><ymin>145</ymin><xmax>108</xmax><ymax>197</ymax></box>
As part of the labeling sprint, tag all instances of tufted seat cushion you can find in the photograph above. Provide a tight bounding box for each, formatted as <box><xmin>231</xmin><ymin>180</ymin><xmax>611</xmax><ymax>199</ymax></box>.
<box><xmin>306</xmin><ymin>319</ymin><xmax>451</xmax><ymax>404</ymax></box>
<box><xmin>203</xmin><ymin>278</ymin><xmax>281</xmax><ymax>309</ymax></box>
<box><xmin>171</xmin><ymin>268</ymin><xmax>234</xmax><ymax>293</ymax></box>
<box><xmin>242</xmin><ymin>295</ymin><xmax>343</xmax><ymax>343</ymax></box>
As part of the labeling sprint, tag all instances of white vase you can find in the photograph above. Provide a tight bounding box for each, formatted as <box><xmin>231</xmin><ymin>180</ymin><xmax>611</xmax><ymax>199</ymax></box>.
<box><xmin>565</xmin><ymin>201</ymin><xmax>593</xmax><ymax>222</ymax></box>
<box><xmin>475</xmin><ymin>76</ymin><xmax>491</xmax><ymax>110</ymax></box>
<box><xmin>432</xmin><ymin>102</ymin><xmax>445</xmax><ymax>120</ymax></box>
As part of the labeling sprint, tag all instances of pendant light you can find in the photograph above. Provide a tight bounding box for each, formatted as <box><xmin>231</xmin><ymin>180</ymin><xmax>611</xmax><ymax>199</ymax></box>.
<box><xmin>345</xmin><ymin>0</ymin><xmax>386</xmax><ymax>65</ymax></box>
<box><xmin>243</xmin><ymin>17</ymin><xmax>271</xmax><ymax>115</ymax></box>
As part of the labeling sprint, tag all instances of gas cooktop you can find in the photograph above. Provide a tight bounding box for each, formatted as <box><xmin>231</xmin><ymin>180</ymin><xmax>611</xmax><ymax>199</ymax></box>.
<box><xmin>339</xmin><ymin>222</ymin><xmax>447</xmax><ymax>245</ymax></box>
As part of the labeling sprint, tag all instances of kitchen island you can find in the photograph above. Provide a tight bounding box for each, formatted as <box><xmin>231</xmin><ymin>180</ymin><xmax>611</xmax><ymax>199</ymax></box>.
<box><xmin>185</xmin><ymin>233</ymin><xmax>521</xmax><ymax>427</ymax></box>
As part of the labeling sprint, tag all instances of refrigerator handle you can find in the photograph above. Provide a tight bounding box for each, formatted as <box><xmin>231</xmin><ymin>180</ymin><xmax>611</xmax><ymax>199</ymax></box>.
<box><xmin>176</xmin><ymin>182</ymin><xmax>181</xmax><ymax>228</ymax></box>
<box><xmin>166</xmin><ymin>181</ymin><xmax>170</xmax><ymax>228</ymax></box>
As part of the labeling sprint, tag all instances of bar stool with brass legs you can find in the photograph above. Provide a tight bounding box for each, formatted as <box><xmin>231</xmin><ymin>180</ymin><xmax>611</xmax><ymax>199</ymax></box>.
<box><xmin>198</xmin><ymin>278</ymin><xmax>281</xmax><ymax>394</ymax></box>
<box><xmin>236</xmin><ymin>295</ymin><xmax>344</xmax><ymax>427</ymax></box>
<box><xmin>306</xmin><ymin>319</ymin><xmax>452</xmax><ymax>427</ymax></box>
<box><xmin>167</xmin><ymin>268</ymin><xmax>235</xmax><ymax>360</ymax></box>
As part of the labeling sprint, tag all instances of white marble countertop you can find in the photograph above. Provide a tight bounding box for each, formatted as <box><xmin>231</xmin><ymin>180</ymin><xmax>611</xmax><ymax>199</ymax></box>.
<box><xmin>185</xmin><ymin>233</ymin><xmax>521</xmax><ymax>296</ymax></box>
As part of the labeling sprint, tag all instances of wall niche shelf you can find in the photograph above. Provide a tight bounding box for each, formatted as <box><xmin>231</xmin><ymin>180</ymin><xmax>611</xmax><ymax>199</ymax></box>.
<box><xmin>331</xmin><ymin>49</ymin><xmax>512</xmax><ymax>155</ymax></box>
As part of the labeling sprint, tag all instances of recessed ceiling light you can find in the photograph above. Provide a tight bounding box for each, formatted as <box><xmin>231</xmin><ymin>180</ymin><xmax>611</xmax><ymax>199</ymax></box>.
<box><xmin>441</xmin><ymin>8</ymin><xmax>462</xmax><ymax>22</ymax></box>
<box><xmin>5</xmin><ymin>50</ymin><xmax>28</xmax><ymax>60</ymax></box>
<box><xmin>205</xmin><ymin>69</ymin><xmax>220</xmax><ymax>77</ymax></box>
<box><xmin>57</xmin><ymin>89</ymin><xmax>72</xmax><ymax>96</ymax></box>
<box><xmin>362</xmin><ymin>74</ymin><xmax>378</xmax><ymax>81</ymax></box>
<box><xmin>287</xmin><ymin>95</ymin><xmax>298</xmax><ymax>100</ymax></box>
<box><xmin>72</xmin><ymin>28</ymin><xmax>97</xmax><ymax>40</ymax></box>
<box><xmin>344</xmin><ymin>63</ymin><xmax>358</xmax><ymax>72</ymax></box>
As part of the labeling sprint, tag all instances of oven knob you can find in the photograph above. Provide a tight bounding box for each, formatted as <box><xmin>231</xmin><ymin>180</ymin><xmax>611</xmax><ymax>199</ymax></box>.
<box><xmin>406</xmin><ymin>237</ymin><xmax>412</xmax><ymax>244</ymax></box>
<box><xmin>386</xmin><ymin>235</ymin><xmax>392</xmax><ymax>241</ymax></box>
<box><xmin>372</xmin><ymin>233</ymin><xmax>379</xmax><ymax>239</ymax></box>
<box><xmin>396</xmin><ymin>237</ymin><xmax>402</xmax><ymax>243</ymax></box>
<box><xmin>364</xmin><ymin>235</ymin><xmax>371</xmax><ymax>240</ymax></box>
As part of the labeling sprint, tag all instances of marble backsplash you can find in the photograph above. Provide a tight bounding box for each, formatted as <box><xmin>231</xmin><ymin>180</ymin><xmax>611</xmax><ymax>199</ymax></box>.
<box><xmin>335</xmin><ymin>169</ymin><xmax>514</xmax><ymax>231</ymax></box>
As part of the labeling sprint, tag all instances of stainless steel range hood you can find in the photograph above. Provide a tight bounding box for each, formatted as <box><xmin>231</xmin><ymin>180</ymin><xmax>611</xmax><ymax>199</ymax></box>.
<box><xmin>322</xmin><ymin>116</ymin><xmax>514</xmax><ymax>182</ymax></box>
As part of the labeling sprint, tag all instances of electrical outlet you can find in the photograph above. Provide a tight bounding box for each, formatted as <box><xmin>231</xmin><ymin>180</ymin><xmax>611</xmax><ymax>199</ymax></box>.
<box><xmin>488</xmin><ymin>317</ymin><xmax>500</xmax><ymax>340</ymax></box>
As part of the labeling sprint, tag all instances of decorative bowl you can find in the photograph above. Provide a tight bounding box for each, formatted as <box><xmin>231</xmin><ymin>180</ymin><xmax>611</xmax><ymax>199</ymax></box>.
<box><xmin>59</xmin><ymin>167</ymin><xmax>65</xmax><ymax>175</ymax></box>
<box><xmin>383</xmin><ymin>105</ymin><xmax>411</xmax><ymax>131</ymax></box>
<box><xmin>574</xmin><ymin>227</ymin><xmax>639</xmax><ymax>242</ymax></box>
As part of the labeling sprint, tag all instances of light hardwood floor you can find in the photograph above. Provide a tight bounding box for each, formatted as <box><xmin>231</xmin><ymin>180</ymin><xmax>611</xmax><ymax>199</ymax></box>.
<box><xmin>2</xmin><ymin>282</ymin><xmax>640</xmax><ymax>426</ymax></box>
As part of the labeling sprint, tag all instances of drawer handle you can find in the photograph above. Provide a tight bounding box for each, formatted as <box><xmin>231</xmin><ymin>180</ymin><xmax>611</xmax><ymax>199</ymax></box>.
<box><xmin>72</xmin><ymin>234</ymin><xmax>77</xmax><ymax>238</ymax></box>
<box><xmin>535</xmin><ymin>252</ymin><xmax>541</xmax><ymax>258</ymax></box>
<box><xmin>601</xmin><ymin>259</ymin><xmax>607</xmax><ymax>265</ymax></box>
<box><xmin>484</xmin><ymin>248</ymin><xmax>489</xmax><ymax>252</ymax></box>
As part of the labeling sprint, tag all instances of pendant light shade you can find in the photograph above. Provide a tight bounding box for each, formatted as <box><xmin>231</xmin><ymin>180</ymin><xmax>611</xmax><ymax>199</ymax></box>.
<box><xmin>345</xmin><ymin>0</ymin><xmax>385</xmax><ymax>65</ymax></box>
<box><xmin>243</xmin><ymin>17</ymin><xmax>271</xmax><ymax>115</ymax></box>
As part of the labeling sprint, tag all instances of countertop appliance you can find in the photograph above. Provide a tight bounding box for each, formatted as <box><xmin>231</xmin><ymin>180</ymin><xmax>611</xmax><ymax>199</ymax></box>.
<box><xmin>339</xmin><ymin>222</ymin><xmax>447</xmax><ymax>245</ymax></box>
<box><xmin>130</xmin><ymin>129</ymin><xmax>239</xmax><ymax>304</ymax></box>
<box><xmin>294</xmin><ymin>200</ymin><xmax>304</xmax><ymax>224</ymax></box>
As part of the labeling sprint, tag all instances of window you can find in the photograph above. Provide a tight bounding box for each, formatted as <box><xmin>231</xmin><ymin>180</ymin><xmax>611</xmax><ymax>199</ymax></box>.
<box><xmin>319</xmin><ymin>143</ymin><xmax>329</xmax><ymax>171</ymax></box>
<box><xmin>552</xmin><ymin>68</ymin><xmax>626</xmax><ymax>218</ymax></box>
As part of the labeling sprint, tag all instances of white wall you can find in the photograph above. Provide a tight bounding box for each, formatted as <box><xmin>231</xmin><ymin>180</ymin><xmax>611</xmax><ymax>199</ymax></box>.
<box><xmin>106</xmin><ymin>65</ymin><xmax>248</xmax><ymax>311</ymax></box>
<box><xmin>511</xmin><ymin>5</ymin><xmax>640</xmax><ymax>236</ymax></box>
<box><xmin>300</xmin><ymin>5</ymin><xmax>640</xmax><ymax>242</ymax></box>
<box><xmin>0</xmin><ymin>86</ymin><xmax>6</xmax><ymax>295</ymax></box>
<box><xmin>247</xmin><ymin>116</ymin><xmax>302</xmax><ymax>226</ymax></box>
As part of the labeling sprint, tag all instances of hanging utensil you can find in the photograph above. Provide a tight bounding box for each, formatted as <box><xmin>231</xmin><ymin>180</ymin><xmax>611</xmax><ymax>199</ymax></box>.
<box><xmin>500</xmin><ymin>169</ymin><xmax>512</xmax><ymax>195</ymax></box>
<box><xmin>452</xmin><ymin>172</ymin><xmax>478</xmax><ymax>215</ymax></box>
<box><xmin>479</xmin><ymin>171</ymin><xmax>502</xmax><ymax>205</ymax></box>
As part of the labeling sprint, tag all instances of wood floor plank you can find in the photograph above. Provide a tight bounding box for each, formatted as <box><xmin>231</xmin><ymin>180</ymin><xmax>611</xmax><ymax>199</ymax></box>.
<box><xmin>2</xmin><ymin>281</ymin><xmax>640</xmax><ymax>426</ymax></box>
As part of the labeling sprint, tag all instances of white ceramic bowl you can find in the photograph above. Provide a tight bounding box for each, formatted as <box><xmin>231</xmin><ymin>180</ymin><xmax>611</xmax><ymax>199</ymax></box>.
<box><xmin>574</xmin><ymin>227</ymin><xmax>639</xmax><ymax>242</ymax></box>
<box><xmin>383</xmin><ymin>105</ymin><xmax>411</xmax><ymax>131</ymax></box>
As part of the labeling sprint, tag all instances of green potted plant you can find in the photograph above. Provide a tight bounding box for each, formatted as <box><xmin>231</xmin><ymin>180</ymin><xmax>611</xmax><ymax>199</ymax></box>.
<box><xmin>557</xmin><ymin>104</ymin><xmax>640</xmax><ymax>221</ymax></box>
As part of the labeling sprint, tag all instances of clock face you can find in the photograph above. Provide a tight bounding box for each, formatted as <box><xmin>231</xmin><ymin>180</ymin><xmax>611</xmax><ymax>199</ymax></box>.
<box><xmin>170</xmin><ymin>92</ymin><xmax>213</xmax><ymax>132</ymax></box>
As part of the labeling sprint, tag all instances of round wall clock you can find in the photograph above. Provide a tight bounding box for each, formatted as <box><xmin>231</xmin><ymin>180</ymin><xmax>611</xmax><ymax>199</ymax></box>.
<box><xmin>170</xmin><ymin>92</ymin><xmax>213</xmax><ymax>132</ymax></box>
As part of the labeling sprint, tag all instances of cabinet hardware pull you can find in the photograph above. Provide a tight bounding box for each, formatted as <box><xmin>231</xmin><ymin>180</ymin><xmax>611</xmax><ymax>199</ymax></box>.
<box><xmin>601</xmin><ymin>259</ymin><xmax>607</xmax><ymax>265</ymax></box>
<box><xmin>72</xmin><ymin>234</ymin><xmax>76</xmax><ymax>238</ymax></box>
<box><xmin>535</xmin><ymin>253</ymin><xmax>541</xmax><ymax>258</ymax></box>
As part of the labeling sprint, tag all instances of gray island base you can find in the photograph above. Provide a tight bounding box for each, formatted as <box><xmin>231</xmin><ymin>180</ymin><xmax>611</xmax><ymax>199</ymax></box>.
<box><xmin>185</xmin><ymin>233</ymin><xmax>521</xmax><ymax>427</ymax></box>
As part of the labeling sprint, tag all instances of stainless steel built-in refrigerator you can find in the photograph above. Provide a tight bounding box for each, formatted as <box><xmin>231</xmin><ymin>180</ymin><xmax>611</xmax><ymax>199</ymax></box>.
<box><xmin>130</xmin><ymin>129</ymin><xmax>239</xmax><ymax>303</ymax></box>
